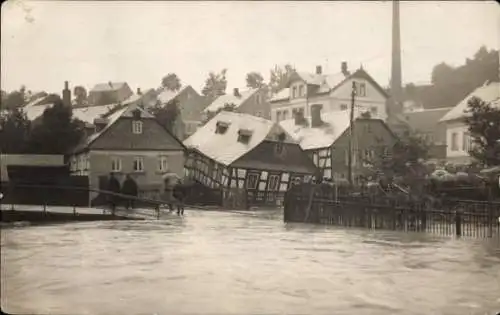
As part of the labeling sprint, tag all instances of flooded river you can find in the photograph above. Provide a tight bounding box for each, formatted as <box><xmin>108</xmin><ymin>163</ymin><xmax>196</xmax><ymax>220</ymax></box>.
<box><xmin>2</xmin><ymin>210</ymin><xmax>500</xmax><ymax>315</ymax></box>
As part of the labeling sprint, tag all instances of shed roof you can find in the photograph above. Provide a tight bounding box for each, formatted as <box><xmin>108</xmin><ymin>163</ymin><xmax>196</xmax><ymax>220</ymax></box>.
<box><xmin>399</xmin><ymin>107</ymin><xmax>452</xmax><ymax>133</ymax></box>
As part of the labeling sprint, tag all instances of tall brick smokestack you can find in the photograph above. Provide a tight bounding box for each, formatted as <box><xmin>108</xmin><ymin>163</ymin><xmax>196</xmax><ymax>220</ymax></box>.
<box><xmin>62</xmin><ymin>81</ymin><xmax>71</xmax><ymax>107</ymax></box>
<box><xmin>389</xmin><ymin>0</ymin><xmax>403</xmax><ymax>116</ymax></box>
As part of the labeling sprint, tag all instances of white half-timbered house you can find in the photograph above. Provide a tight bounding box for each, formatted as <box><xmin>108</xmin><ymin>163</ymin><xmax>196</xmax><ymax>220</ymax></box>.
<box><xmin>183</xmin><ymin>111</ymin><xmax>317</xmax><ymax>208</ymax></box>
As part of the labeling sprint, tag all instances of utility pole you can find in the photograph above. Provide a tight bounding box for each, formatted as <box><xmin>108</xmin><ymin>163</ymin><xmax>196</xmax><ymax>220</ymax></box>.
<box><xmin>348</xmin><ymin>81</ymin><xmax>356</xmax><ymax>187</ymax></box>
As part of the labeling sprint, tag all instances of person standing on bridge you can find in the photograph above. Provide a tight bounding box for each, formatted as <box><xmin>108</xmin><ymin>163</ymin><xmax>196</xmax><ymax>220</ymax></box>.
<box><xmin>173</xmin><ymin>179</ymin><xmax>186</xmax><ymax>216</ymax></box>
<box><xmin>107</xmin><ymin>173</ymin><xmax>121</xmax><ymax>214</ymax></box>
<box><xmin>122</xmin><ymin>174</ymin><xmax>138</xmax><ymax>210</ymax></box>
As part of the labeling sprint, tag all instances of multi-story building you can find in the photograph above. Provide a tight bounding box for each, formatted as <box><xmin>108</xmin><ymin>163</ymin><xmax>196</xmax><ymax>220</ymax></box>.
<box><xmin>88</xmin><ymin>82</ymin><xmax>133</xmax><ymax>106</ymax></box>
<box><xmin>270</xmin><ymin>63</ymin><xmax>389</xmax><ymax>123</ymax></box>
<box><xmin>439</xmin><ymin>81</ymin><xmax>500</xmax><ymax>165</ymax></box>
<box><xmin>156</xmin><ymin>85</ymin><xmax>208</xmax><ymax>140</ymax></box>
<box><xmin>70</xmin><ymin>103</ymin><xmax>186</xmax><ymax>204</ymax></box>
<box><xmin>279</xmin><ymin>105</ymin><xmax>398</xmax><ymax>182</ymax></box>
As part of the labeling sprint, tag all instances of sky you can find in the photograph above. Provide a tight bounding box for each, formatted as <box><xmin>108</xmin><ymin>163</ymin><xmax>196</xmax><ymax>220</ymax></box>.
<box><xmin>1</xmin><ymin>1</ymin><xmax>499</xmax><ymax>95</ymax></box>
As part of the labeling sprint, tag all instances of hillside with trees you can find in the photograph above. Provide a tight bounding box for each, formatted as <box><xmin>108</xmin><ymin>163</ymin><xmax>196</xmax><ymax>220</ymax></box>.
<box><xmin>403</xmin><ymin>46</ymin><xmax>499</xmax><ymax>109</ymax></box>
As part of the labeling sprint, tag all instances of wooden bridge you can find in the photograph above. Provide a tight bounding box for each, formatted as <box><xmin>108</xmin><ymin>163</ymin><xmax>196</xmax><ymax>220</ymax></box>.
<box><xmin>284</xmin><ymin>184</ymin><xmax>500</xmax><ymax>239</ymax></box>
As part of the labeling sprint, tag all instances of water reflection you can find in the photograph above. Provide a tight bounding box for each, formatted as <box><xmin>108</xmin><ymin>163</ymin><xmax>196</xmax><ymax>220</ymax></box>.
<box><xmin>2</xmin><ymin>210</ymin><xmax>499</xmax><ymax>315</ymax></box>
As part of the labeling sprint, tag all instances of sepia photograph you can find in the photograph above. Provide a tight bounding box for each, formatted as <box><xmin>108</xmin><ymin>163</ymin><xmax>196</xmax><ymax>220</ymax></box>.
<box><xmin>1</xmin><ymin>0</ymin><xmax>500</xmax><ymax>314</ymax></box>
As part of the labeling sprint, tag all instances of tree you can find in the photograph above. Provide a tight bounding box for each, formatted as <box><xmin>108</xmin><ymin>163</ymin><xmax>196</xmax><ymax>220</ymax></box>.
<box><xmin>464</xmin><ymin>96</ymin><xmax>500</xmax><ymax>166</ymax></box>
<box><xmin>201</xmin><ymin>69</ymin><xmax>228</xmax><ymax>101</ymax></box>
<box><xmin>73</xmin><ymin>86</ymin><xmax>88</xmax><ymax>106</ymax></box>
<box><xmin>3</xmin><ymin>89</ymin><xmax>26</xmax><ymax>110</ymax></box>
<box><xmin>148</xmin><ymin>99</ymin><xmax>180</xmax><ymax>133</ymax></box>
<box><xmin>431</xmin><ymin>62</ymin><xmax>454</xmax><ymax>87</ymax></box>
<box><xmin>269</xmin><ymin>64</ymin><xmax>295</xmax><ymax>93</ymax></box>
<box><xmin>26</xmin><ymin>97</ymin><xmax>85</xmax><ymax>154</ymax></box>
<box><xmin>161</xmin><ymin>73</ymin><xmax>182</xmax><ymax>91</ymax></box>
<box><xmin>246</xmin><ymin>72</ymin><xmax>265</xmax><ymax>88</ymax></box>
<box><xmin>0</xmin><ymin>108</ymin><xmax>31</xmax><ymax>153</ymax></box>
<box><xmin>200</xmin><ymin>103</ymin><xmax>236</xmax><ymax>126</ymax></box>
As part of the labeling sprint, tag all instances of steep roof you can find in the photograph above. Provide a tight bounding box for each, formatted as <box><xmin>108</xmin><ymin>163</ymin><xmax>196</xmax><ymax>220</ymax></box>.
<box><xmin>203</xmin><ymin>88</ymin><xmax>258</xmax><ymax>113</ymax></box>
<box><xmin>279</xmin><ymin>109</ymin><xmax>365</xmax><ymax>150</ymax></box>
<box><xmin>440</xmin><ymin>81</ymin><xmax>500</xmax><ymax>122</ymax></box>
<box><xmin>90</xmin><ymin>82</ymin><xmax>128</xmax><ymax>93</ymax></box>
<box><xmin>272</xmin><ymin>67</ymin><xmax>388</xmax><ymax>103</ymax></box>
<box><xmin>157</xmin><ymin>86</ymin><xmax>186</xmax><ymax>104</ymax></box>
<box><xmin>72</xmin><ymin>103</ymin><xmax>185</xmax><ymax>153</ymax></box>
<box><xmin>183</xmin><ymin>111</ymin><xmax>291</xmax><ymax>165</ymax></box>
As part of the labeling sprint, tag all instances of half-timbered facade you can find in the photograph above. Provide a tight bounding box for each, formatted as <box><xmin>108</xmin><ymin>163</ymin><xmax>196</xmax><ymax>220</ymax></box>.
<box><xmin>183</xmin><ymin>111</ymin><xmax>317</xmax><ymax>208</ymax></box>
<box><xmin>280</xmin><ymin>105</ymin><xmax>398</xmax><ymax>183</ymax></box>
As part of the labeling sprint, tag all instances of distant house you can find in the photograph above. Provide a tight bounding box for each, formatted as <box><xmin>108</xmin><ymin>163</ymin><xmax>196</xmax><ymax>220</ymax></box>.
<box><xmin>156</xmin><ymin>85</ymin><xmax>208</xmax><ymax>140</ymax></box>
<box><xmin>70</xmin><ymin>104</ymin><xmax>186</xmax><ymax>204</ymax></box>
<box><xmin>279</xmin><ymin>105</ymin><xmax>398</xmax><ymax>182</ymax></box>
<box><xmin>439</xmin><ymin>81</ymin><xmax>500</xmax><ymax>165</ymax></box>
<box><xmin>397</xmin><ymin>107</ymin><xmax>453</xmax><ymax>160</ymax></box>
<box><xmin>270</xmin><ymin>63</ymin><xmax>389</xmax><ymax>123</ymax></box>
<box><xmin>203</xmin><ymin>87</ymin><xmax>270</xmax><ymax>120</ymax></box>
<box><xmin>88</xmin><ymin>82</ymin><xmax>133</xmax><ymax>106</ymax></box>
<box><xmin>183</xmin><ymin>111</ymin><xmax>317</xmax><ymax>207</ymax></box>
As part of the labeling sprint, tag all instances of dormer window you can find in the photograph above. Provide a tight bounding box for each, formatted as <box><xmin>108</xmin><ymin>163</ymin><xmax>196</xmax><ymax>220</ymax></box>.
<box><xmin>132</xmin><ymin>120</ymin><xmax>143</xmax><ymax>134</ymax></box>
<box><xmin>292</xmin><ymin>86</ymin><xmax>297</xmax><ymax>98</ymax></box>
<box><xmin>215</xmin><ymin>121</ymin><xmax>229</xmax><ymax>134</ymax></box>
<box><xmin>237</xmin><ymin>129</ymin><xmax>253</xmax><ymax>144</ymax></box>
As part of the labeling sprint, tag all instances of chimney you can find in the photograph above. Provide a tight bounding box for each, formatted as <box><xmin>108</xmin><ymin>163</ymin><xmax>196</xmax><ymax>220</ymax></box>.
<box><xmin>62</xmin><ymin>81</ymin><xmax>71</xmax><ymax>107</ymax></box>
<box><xmin>311</xmin><ymin>104</ymin><xmax>323</xmax><ymax>128</ymax></box>
<box><xmin>233</xmin><ymin>88</ymin><xmax>240</xmax><ymax>97</ymax></box>
<box><xmin>389</xmin><ymin>0</ymin><xmax>403</xmax><ymax>116</ymax></box>
<box><xmin>341</xmin><ymin>62</ymin><xmax>350</xmax><ymax>76</ymax></box>
<box><xmin>137</xmin><ymin>88</ymin><xmax>142</xmax><ymax>95</ymax></box>
<box><xmin>316</xmin><ymin>65</ymin><xmax>322</xmax><ymax>75</ymax></box>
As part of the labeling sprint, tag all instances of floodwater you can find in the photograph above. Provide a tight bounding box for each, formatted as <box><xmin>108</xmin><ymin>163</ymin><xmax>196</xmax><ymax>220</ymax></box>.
<box><xmin>1</xmin><ymin>210</ymin><xmax>500</xmax><ymax>315</ymax></box>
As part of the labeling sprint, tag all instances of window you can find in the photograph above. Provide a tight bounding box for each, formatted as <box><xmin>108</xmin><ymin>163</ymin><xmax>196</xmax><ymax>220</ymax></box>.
<box><xmin>133</xmin><ymin>156</ymin><xmax>144</xmax><ymax>172</ymax></box>
<box><xmin>359</xmin><ymin>83</ymin><xmax>366</xmax><ymax>97</ymax></box>
<box><xmin>298</xmin><ymin>85</ymin><xmax>304</xmax><ymax>97</ymax></box>
<box><xmin>463</xmin><ymin>132</ymin><xmax>473</xmax><ymax>152</ymax></box>
<box><xmin>340</xmin><ymin>104</ymin><xmax>348</xmax><ymax>111</ymax></box>
<box><xmin>111</xmin><ymin>156</ymin><xmax>122</xmax><ymax>172</ymax></box>
<box><xmin>292</xmin><ymin>86</ymin><xmax>297</xmax><ymax>98</ymax></box>
<box><xmin>246</xmin><ymin>173</ymin><xmax>259</xmax><ymax>189</ymax></box>
<box><xmin>132</xmin><ymin>121</ymin><xmax>143</xmax><ymax>134</ymax></box>
<box><xmin>276</xmin><ymin>111</ymin><xmax>282</xmax><ymax>122</ymax></box>
<box><xmin>268</xmin><ymin>174</ymin><xmax>280</xmax><ymax>191</ymax></box>
<box><xmin>238</xmin><ymin>133</ymin><xmax>251</xmax><ymax>144</ymax></box>
<box><xmin>451</xmin><ymin>132</ymin><xmax>458</xmax><ymax>151</ymax></box>
<box><xmin>158</xmin><ymin>156</ymin><xmax>168</xmax><ymax>172</ymax></box>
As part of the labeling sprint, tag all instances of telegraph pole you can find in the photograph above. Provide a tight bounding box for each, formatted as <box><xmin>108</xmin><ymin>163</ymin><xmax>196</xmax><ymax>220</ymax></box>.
<box><xmin>347</xmin><ymin>81</ymin><xmax>356</xmax><ymax>187</ymax></box>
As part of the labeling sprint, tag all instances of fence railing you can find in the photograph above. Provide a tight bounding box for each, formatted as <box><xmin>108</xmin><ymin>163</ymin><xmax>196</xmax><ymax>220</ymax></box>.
<box><xmin>284</xmin><ymin>187</ymin><xmax>500</xmax><ymax>239</ymax></box>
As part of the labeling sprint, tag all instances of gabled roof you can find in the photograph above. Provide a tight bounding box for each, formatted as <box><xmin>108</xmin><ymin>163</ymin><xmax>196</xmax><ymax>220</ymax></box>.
<box><xmin>157</xmin><ymin>86</ymin><xmax>186</xmax><ymax>104</ymax></box>
<box><xmin>183</xmin><ymin>111</ymin><xmax>291</xmax><ymax>165</ymax></box>
<box><xmin>273</xmin><ymin>67</ymin><xmax>388</xmax><ymax>103</ymax></box>
<box><xmin>399</xmin><ymin>107</ymin><xmax>452</xmax><ymax>134</ymax></box>
<box><xmin>203</xmin><ymin>88</ymin><xmax>258</xmax><ymax>113</ymax></box>
<box><xmin>279</xmin><ymin>109</ymin><xmax>365</xmax><ymax>150</ymax></box>
<box><xmin>90</xmin><ymin>82</ymin><xmax>128</xmax><ymax>93</ymax></box>
<box><xmin>440</xmin><ymin>81</ymin><xmax>500</xmax><ymax>122</ymax></box>
<box><xmin>72</xmin><ymin>103</ymin><xmax>162</xmax><ymax>154</ymax></box>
